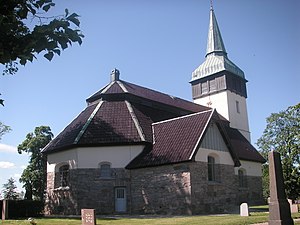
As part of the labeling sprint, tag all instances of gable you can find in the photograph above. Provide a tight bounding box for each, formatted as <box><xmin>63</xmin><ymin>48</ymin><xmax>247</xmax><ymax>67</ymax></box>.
<box><xmin>200</xmin><ymin>122</ymin><xmax>229</xmax><ymax>152</ymax></box>
<box><xmin>126</xmin><ymin>110</ymin><xmax>213</xmax><ymax>169</ymax></box>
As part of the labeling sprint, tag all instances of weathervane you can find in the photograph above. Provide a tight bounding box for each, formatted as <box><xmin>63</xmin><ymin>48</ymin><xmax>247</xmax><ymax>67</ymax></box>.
<box><xmin>210</xmin><ymin>0</ymin><xmax>214</xmax><ymax>10</ymax></box>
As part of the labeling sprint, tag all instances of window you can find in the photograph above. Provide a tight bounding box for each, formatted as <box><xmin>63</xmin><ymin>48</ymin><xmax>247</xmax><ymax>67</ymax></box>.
<box><xmin>201</xmin><ymin>82</ymin><xmax>208</xmax><ymax>94</ymax></box>
<box><xmin>236</xmin><ymin>101</ymin><xmax>240</xmax><ymax>114</ymax></box>
<box><xmin>209</xmin><ymin>80</ymin><xmax>216</xmax><ymax>92</ymax></box>
<box><xmin>207</xmin><ymin>156</ymin><xmax>216</xmax><ymax>181</ymax></box>
<box><xmin>100</xmin><ymin>163</ymin><xmax>111</xmax><ymax>178</ymax></box>
<box><xmin>59</xmin><ymin>165</ymin><xmax>69</xmax><ymax>187</ymax></box>
<box><xmin>238</xmin><ymin>169</ymin><xmax>247</xmax><ymax>188</ymax></box>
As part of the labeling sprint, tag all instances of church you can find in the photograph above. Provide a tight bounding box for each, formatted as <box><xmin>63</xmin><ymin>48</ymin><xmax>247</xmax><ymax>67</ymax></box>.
<box><xmin>42</xmin><ymin>6</ymin><xmax>265</xmax><ymax>215</ymax></box>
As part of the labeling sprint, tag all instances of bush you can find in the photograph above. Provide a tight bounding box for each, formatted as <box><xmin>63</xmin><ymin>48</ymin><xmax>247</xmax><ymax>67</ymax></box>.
<box><xmin>0</xmin><ymin>200</ymin><xmax>43</xmax><ymax>218</ymax></box>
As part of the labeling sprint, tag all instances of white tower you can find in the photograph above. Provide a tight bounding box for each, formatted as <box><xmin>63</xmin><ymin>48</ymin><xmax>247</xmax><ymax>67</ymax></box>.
<box><xmin>190</xmin><ymin>6</ymin><xmax>251</xmax><ymax>141</ymax></box>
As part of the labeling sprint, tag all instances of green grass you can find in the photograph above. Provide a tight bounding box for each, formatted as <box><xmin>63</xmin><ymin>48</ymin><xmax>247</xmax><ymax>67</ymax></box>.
<box><xmin>1</xmin><ymin>212</ymin><xmax>299</xmax><ymax>225</ymax></box>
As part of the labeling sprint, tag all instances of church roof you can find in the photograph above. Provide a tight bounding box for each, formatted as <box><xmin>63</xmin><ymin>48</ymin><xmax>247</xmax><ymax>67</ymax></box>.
<box><xmin>127</xmin><ymin>110</ymin><xmax>214</xmax><ymax>168</ymax></box>
<box><xmin>126</xmin><ymin>109</ymin><xmax>244</xmax><ymax>169</ymax></box>
<box><xmin>191</xmin><ymin>8</ymin><xmax>245</xmax><ymax>81</ymax></box>
<box><xmin>42</xmin><ymin>70</ymin><xmax>265</xmax><ymax>166</ymax></box>
<box><xmin>42</xmin><ymin>74</ymin><xmax>209</xmax><ymax>153</ymax></box>
<box><xmin>86</xmin><ymin>79</ymin><xmax>206</xmax><ymax>113</ymax></box>
<box><xmin>225</xmin><ymin>127</ymin><xmax>266</xmax><ymax>163</ymax></box>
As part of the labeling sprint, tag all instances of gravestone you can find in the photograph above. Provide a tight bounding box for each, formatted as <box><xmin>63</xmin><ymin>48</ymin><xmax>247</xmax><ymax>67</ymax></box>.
<box><xmin>240</xmin><ymin>202</ymin><xmax>249</xmax><ymax>216</ymax></box>
<box><xmin>81</xmin><ymin>209</ymin><xmax>96</xmax><ymax>225</ymax></box>
<box><xmin>268</xmin><ymin>151</ymin><xmax>294</xmax><ymax>225</ymax></box>
<box><xmin>288</xmin><ymin>199</ymin><xmax>299</xmax><ymax>213</ymax></box>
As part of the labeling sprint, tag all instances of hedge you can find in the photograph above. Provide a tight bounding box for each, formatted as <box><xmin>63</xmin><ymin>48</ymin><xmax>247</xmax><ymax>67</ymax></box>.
<box><xmin>0</xmin><ymin>200</ymin><xmax>43</xmax><ymax>219</ymax></box>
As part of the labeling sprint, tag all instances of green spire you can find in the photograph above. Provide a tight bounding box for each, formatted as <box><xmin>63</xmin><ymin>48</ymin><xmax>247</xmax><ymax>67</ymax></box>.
<box><xmin>206</xmin><ymin>7</ymin><xmax>227</xmax><ymax>57</ymax></box>
<box><xmin>191</xmin><ymin>7</ymin><xmax>245</xmax><ymax>81</ymax></box>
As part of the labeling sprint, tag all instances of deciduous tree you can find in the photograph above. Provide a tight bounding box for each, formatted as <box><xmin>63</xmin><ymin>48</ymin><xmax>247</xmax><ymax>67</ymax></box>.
<box><xmin>257</xmin><ymin>103</ymin><xmax>300</xmax><ymax>200</ymax></box>
<box><xmin>18</xmin><ymin>126</ymin><xmax>53</xmax><ymax>201</ymax></box>
<box><xmin>0</xmin><ymin>0</ymin><xmax>84</xmax><ymax>75</ymax></box>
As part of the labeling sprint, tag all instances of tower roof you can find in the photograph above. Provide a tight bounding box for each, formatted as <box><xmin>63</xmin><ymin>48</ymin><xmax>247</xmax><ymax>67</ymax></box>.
<box><xmin>191</xmin><ymin>7</ymin><xmax>245</xmax><ymax>81</ymax></box>
<box><xmin>206</xmin><ymin>7</ymin><xmax>227</xmax><ymax>57</ymax></box>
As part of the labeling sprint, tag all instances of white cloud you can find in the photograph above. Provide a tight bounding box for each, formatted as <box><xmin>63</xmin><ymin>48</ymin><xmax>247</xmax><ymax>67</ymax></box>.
<box><xmin>20</xmin><ymin>165</ymin><xmax>27</xmax><ymax>169</ymax></box>
<box><xmin>0</xmin><ymin>143</ymin><xmax>18</xmax><ymax>153</ymax></box>
<box><xmin>0</xmin><ymin>161</ymin><xmax>15</xmax><ymax>169</ymax></box>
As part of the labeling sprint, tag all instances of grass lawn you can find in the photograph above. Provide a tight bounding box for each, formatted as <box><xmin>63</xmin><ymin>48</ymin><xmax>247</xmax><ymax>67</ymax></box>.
<box><xmin>2</xmin><ymin>212</ymin><xmax>299</xmax><ymax>225</ymax></box>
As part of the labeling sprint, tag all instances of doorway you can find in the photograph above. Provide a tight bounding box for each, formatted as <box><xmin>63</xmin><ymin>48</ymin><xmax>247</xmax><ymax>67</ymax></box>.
<box><xmin>115</xmin><ymin>187</ymin><xmax>127</xmax><ymax>212</ymax></box>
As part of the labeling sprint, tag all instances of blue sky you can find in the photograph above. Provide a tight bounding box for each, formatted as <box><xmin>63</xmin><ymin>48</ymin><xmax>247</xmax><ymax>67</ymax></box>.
<box><xmin>0</xmin><ymin>0</ymin><xmax>299</xmax><ymax>192</ymax></box>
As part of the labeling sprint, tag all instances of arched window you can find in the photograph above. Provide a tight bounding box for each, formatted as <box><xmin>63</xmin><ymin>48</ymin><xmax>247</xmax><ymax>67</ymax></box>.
<box><xmin>59</xmin><ymin>164</ymin><xmax>69</xmax><ymax>187</ymax></box>
<box><xmin>207</xmin><ymin>156</ymin><xmax>216</xmax><ymax>181</ymax></box>
<box><xmin>238</xmin><ymin>169</ymin><xmax>247</xmax><ymax>188</ymax></box>
<box><xmin>99</xmin><ymin>162</ymin><xmax>111</xmax><ymax>178</ymax></box>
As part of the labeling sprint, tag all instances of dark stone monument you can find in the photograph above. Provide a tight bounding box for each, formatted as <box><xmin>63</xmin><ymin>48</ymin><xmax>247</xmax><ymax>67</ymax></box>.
<box><xmin>268</xmin><ymin>151</ymin><xmax>294</xmax><ymax>225</ymax></box>
<box><xmin>81</xmin><ymin>209</ymin><xmax>96</xmax><ymax>225</ymax></box>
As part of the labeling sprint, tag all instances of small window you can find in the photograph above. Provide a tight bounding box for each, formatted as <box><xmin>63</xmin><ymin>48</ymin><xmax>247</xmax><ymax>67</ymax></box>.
<box><xmin>59</xmin><ymin>165</ymin><xmax>69</xmax><ymax>187</ymax></box>
<box><xmin>100</xmin><ymin>163</ymin><xmax>111</xmax><ymax>178</ymax></box>
<box><xmin>208</xmin><ymin>156</ymin><xmax>216</xmax><ymax>181</ymax></box>
<box><xmin>238</xmin><ymin>169</ymin><xmax>247</xmax><ymax>188</ymax></box>
<box><xmin>201</xmin><ymin>82</ymin><xmax>208</xmax><ymax>94</ymax></box>
<box><xmin>236</xmin><ymin>101</ymin><xmax>240</xmax><ymax>114</ymax></box>
<box><xmin>209</xmin><ymin>80</ymin><xmax>216</xmax><ymax>92</ymax></box>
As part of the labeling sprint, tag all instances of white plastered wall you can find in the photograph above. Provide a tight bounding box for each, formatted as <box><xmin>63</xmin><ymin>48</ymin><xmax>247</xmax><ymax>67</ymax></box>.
<box><xmin>234</xmin><ymin>160</ymin><xmax>262</xmax><ymax>177</ymax></box>
<box><xmin>195</xmin><ymin>147</ymin><xmax>235</xmax><ymax>166</ymax></box>
<box><xmin>194</xmin><ymin>90</ymin><xmax>250</xmax><ymax>141</ymax></box>
<box><xmin>47</xmin><ymin>145</ymin><xmax>144</xmax><ymax>173</ymax></box>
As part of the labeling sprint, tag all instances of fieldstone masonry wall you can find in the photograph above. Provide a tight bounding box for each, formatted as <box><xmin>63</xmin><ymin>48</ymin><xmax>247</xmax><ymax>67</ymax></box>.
<box><xmin>45</xmin><ymin>162</ymin><xmax>264</xmax><ymax>215</ymax></box>
<box><xmin>131</xmin><ymin>164</ymin><xmax>192</xmax><ymax>215</ymax></box>
<box><xmin>45</xmin><ymin>168</ymin><xmax>131</xmax><ymax>215</ymax></box>
<box><xmin>190</xmin><ymin>162</ymin><xmax>237</xmax><ymax>214</ymax></box>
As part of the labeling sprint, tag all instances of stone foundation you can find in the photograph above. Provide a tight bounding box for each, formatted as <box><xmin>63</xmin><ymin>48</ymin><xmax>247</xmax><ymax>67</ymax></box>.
<box><xmin>45</xmin><ymin>162</ymin><xmax>264</xmax><ymax>215</ymax></box>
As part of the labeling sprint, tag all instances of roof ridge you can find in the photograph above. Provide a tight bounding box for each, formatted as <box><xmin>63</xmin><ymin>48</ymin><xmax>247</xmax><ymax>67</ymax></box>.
<box><xmin>117</xmin><ymin>80</ymin><xmax>128</xmax><ymax>93</ymax></box>
<box><xmin>122</xmin><ymin>80</ymin><xmax>195</xmax><ymax>104</ymax></box>
<box><xmin>125</xmin><ymin>100</ymin><xmax>146</xmax><ymax>141</ymax></box>
<box><xmin>73</xmin><ymin>100</ymin><xmax>104</xmax><ymax>144</ymax></box>
<box><xmin>189</xmin><ymin>108</ymin><xmax>215</xmax><ymax>160</ymax></box>
<box><xmin>152</xmin><ymin>108</ymin><xmax>214</xmax><ymax>126</ymax></box>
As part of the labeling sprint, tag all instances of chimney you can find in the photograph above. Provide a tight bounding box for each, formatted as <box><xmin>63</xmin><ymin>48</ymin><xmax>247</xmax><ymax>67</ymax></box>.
<box><xmin>110</xmin><ymin>68</ymin><xmax>120</xmax><ymax>82</ymax></box>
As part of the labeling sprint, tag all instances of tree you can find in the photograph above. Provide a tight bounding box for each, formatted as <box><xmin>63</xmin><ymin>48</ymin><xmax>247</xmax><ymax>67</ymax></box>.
<box><xmin>0</xmin><ymin>121</ymin><xmax>11</xmax><ymax>141</ymax></box>
<box><xmin>2</xmin><ymin>177</ymin><xmax>19</xmax><ymax>200</ymax></box>
<box><xmin>257</xmin><ymin>103</ymin><xmax>300</xmax><ymax>200</ymax></box>
<box><xmin>0</xmin><ymin>0</ymin><xmax>84</xmax><ymax>75</ymax></box>
<box><xmin>18</xmin><ymin>126</ymin><xmax>53</xmax><ymax>201</ymax></box>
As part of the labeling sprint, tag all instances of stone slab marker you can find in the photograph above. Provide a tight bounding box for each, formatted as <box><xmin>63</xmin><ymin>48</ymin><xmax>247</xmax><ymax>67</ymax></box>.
<box><xmin>268</xmin><ymin>151</ymin><xmax>294</xmax><ymax>225</ymax></box>
<box><xmin>240</xmin><ymin>202</ymin><xmax>249</xmax><ymax>216</ymax></box>
<box><xmin>81</xmin><ymin>209</ymin><xmax>96</xmax><ymax>225</ymax></box>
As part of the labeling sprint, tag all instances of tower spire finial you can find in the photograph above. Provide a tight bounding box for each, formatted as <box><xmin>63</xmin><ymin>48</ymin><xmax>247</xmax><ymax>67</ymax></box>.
<box><xmin>210</xmin><ymin>0</ymin><xmax>214</xmax><ymax>10</ymax></box>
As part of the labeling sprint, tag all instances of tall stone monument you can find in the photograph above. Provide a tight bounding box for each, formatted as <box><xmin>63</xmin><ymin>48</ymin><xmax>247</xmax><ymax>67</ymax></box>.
<box><xmin>268</xmin><ymin>151</ymin><xmax>294</xmax><ymax>225</ymax></box>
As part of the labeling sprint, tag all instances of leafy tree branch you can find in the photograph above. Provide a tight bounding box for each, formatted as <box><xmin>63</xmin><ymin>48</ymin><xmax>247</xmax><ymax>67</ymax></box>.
<box><xmin>0</xmin><ymin>0</ymin><xmax>84</xmax><ymax>75</ymax></box>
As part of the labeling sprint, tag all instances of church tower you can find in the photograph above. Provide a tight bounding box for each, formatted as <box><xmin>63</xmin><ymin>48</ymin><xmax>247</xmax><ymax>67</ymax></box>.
<box><xmin>190</xmin><ymin>5</ymin><xmax>251</xmax><ymax>141</ymax></box>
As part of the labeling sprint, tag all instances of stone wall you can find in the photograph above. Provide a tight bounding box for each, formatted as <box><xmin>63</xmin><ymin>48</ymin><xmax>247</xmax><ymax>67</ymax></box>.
<box><xmin>130</xmin><ymin>161</ymin><xmax>264</xmax><ymax>215</ymax></box>
<box><xmin>45</xmin><ymin>161</ymin><xmax>264</xmax><ymax>215</ymax></box>
<box><xmin>236</xmin><ymin>175</ymin><xmax>264</xmax><ymax>205</ymax></box>
<box><xmin>130</xmin><ymin>163</ymin><xmax>192</xmax><ymax>215</ymax></box>
<box><xmin>45</xmin><ymin>168</ymin><xmax>130</xmax><ymax>215</ymax></box>
<box><xmin>190</xmin><ymin>162</ymin><xmax>237</xmax><ymax>214</ymax></box>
